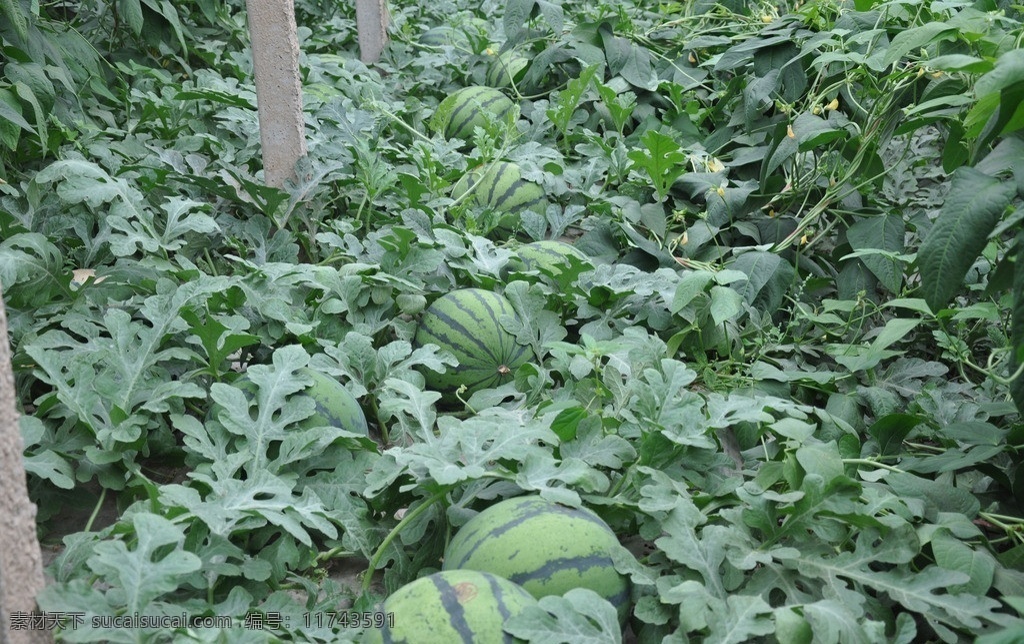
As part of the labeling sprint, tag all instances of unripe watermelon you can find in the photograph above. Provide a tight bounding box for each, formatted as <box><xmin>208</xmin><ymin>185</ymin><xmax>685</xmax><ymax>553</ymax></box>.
<box><xmin>451</xmin><ymin>161</ymin><xmax>547</xmax><ymax>216</ymax></box>
<box><xmin>511</xmin><ymin>240</ymin><xmax>592</xmax><ymax>278</ymax></box>
<box><xmin>297</xmin><ymin>368</ymin><xmax>369</xmax><ymax>434</ymax></box>
<box><xmin>420</xmin><ymin>26</ymin><xmax>460</xmax><ymax>47</ymax></box>
<box><xmin>362</xmin><ymin>570</ymin><xmax>537</xmax><ymax>643</ymax></box>
<box><xmin>413</xmin><ymin>289</ymin><xmax>529</xmax><ymax>398</ymax></box>
<box><xmin>443</xmin><ymin>495</ymin><xmax>631</xmax><ymax>625</ymax></box>
<box><xmin>213</xmin><ymin>368</ymin><xmax>368</xmax><ymax>435</ymax></box>
<box><xmin>486</xmin><ymin>50</ymin><xmax>530</xmax><ymax>89</ymax></box>
<box><xmin>435</xmin><ymin>86</ymin><xmax>515</xmax><ymax>141</ymax></box>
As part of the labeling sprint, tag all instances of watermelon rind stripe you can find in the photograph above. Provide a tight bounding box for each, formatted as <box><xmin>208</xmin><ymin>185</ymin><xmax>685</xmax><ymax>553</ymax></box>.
<box><xmin>486</xmin><ymin>573</ymin><xmax>516</xmax><ymax>624</ymax></box>
<box><xmin>414</xmin><ymin>289</ymin><xmax>529</xmax><ymax>395</ymax></box>
<box><xmin>446</xmin><ymin>499</ymin><xmax>616</xmax><ymax>567</ymax></box>
<box><xmin>446</xmin><ymin>89</ymin><xmax>487</xmax><ymax>135</ymax></box>
<box><xmin>367</xmin><ymin>570</ymin><xmax>539</xmax><ymax>643</ymax></box>
<box><xmin>493</xmin><ymin>176</ymin><xmax>527</xmax><ymax>208</ymax></box>
<box><xmin>509</xmin><ymin>554</ymin><xmax>618</xmax><ymax>586</ymax></box>
<box><xmin>433</xmin><ymin>575</ymin><xmax>474</xmax><ymax>643</ymax></box>
<box><xmin>483</xmin><ymin>162</ymin><xmax>512</xmax><ymax>205</ymax></box>
<box><xmin>419</xmin><ymin>294</ymin><xmax>504</xmax><ymax>364</ymax></box>
<box><xmin>506</xmin><ymin>191</ymin><xmax>546</xmax><ymax>213</ymax></box>
<box><xmin>419</xmin><ymin>306</ymin><xmax>500</xmax><ymax>367</ymax></box>
<box><xmin>441</xmin><ymin>495</ymin><xmax>631</xmax><ymax>625</ymax></box>
<box><xmin>448</xmin><ymin>90</ymin><xmax>510</xmax><ymax>138</ymax></box>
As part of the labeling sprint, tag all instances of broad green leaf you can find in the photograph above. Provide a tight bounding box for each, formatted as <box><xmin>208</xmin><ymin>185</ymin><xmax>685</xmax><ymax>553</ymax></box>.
<box><xmin>927</xmin><ymin>54</ymin><xmax>992</xmax><ymax>74</ymax></box>
<box><xmin>763</xmin><ymin>121</ymin><xmax>800</xmax><ymax>180</ymax></box>
<box><xmin>743</xmin><ymin>70</ymin><xmax>780</xmax><ymax>127</ymax></box>
<box><xmin>0</xmin><ymin>87</ymin><xmax>29</xmax><ymax>151</ymax></box>
<box><xmin>599</xmin><ymin>23</ymin><xmax>658</xmax><ymax>90</ymax></box>
<box><xmin>670</xmin><ymin>270</ymin><xmax>713</xmax><ymax>312</ymax></box>
<box><xmin>793</xmin><ymin>111</ymin><xmax>848</xmax><ymax>151</ymax></box>
<box><xmin>14</xmin><ymin>81</ymin><xmax>47</xmax><ymax>152</ymax></box>
<box><xmin>882</xmin><ymin>23</ymin><xmax>958</xmax><ymax>69</ymax></box>
<box><xmin>504</xmin><ymin>0</ymin><xmax>535</xmax><ymax>43</ymax></box>
<box><xmin>727</xmin><ymin>251</ymin><xmax>794</xmax><ymax>313</ymax></box>
<box><xmin>0</xmin><ymin>0</ymin><xmax>29</xmax><ymax>42</ymax></box>
<box><xmin>867</xmin><ymin>413</ymin><xmax>922</xmax><ymax>457</ymax></box>
<box><xmin>918</xmin><ymin>167</ymin><xmax>1015</xmax><ymax>311</ymax></box>
<box><xmin>975</xmin><ymin>49</ymin><xmax>1024</xmax><ymax>98</ymax></box>
<box><xmin>117</xmin><ymin>0</ymin><xmax>144</xmax><ymax>35</ymax></box>
<box><xmin>932</xmin><ymin>531</ymin><xmax>997</xmax><ymax>595</ymax></box>
<box><xmin>709</xmin><ymin>285</ymin><xmax>743</xmax><ymax>325</ymax></box>
<box><xmin>847</xmin><ymin>214</ymin><xmax>905</xmax><ymax>293</ymax></box>
<box><xmin>886</xmin><ymin>471</ymin><xmax>980</xmax><ymax>516</ymax></box>
<box><xmin>656</xmin><ymin>498</ymin><xmax>728</xmax><ymax>597</ymax></box>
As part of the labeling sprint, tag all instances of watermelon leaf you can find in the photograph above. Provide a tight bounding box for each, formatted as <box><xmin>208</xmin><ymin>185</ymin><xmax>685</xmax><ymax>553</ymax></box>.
<box><xmin>505</xmin><ymin>589</ymin><xmax>623</xmax><ymax>643</ymax></box>
<box><xmin>626</xmin><ymin>129</ymin><xmax>688</xmax><ymax>202</ymax></box>
<box><xmin>87</xmin><ymin>513</ymin><xmax>201</xmax><ymax>614</ymax></box>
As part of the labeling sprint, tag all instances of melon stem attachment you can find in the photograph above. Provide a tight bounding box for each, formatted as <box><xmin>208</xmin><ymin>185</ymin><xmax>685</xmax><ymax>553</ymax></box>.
<box><xmin>361</xmin><ymin>489</ymin><xmax>448</xmax><ymax>594</ymax></box>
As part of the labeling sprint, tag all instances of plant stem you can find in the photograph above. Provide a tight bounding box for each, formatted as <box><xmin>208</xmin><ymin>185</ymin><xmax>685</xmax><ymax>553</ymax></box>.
<box><xmin>360</xmin><ymin>489</ymin><xmax>448</xmax><ymax>594</ymax></box>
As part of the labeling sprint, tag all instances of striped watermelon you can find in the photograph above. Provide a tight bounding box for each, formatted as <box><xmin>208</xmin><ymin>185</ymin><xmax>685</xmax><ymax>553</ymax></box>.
<box><xmin>512</xmin><ymin>240</ymin><xmax>592</xmax><ymax>278</ymax></box>
<box><xmin>362</xmin><ymin>570</ymin><xmax>537</xmax><ymax>643</ymax></box>
<box><xmin>420</xmin><ymin>26</ymin><xmax>460</xmax><ymax>47</ymax></box>
<box><xmin>486</xmin><ymin>50</ymin><xmax>530</xmax><ymax>89</ymax></box>
<box><xmin>413</xmin><ymin>289</ymin><xmax>529</xmax><ymax>398</ymax></box>
<box><xmin>451</xmin><ymin>161</ymin><xmax>547</xmax><ymax>216</ymax></box>
<box><xmin>442</xmin><ymin>495</ymin><xmax>631</xmax><ymax>625</ymax></box>
<box><xmin>434</xmin><ymin>86</ymin><xmax>515</xmax><ymax>141</ymax></box>
<box><xmin>297</xmin><ymin>368</ymin><xmax>368</xmax><ymax>435</ymax></box>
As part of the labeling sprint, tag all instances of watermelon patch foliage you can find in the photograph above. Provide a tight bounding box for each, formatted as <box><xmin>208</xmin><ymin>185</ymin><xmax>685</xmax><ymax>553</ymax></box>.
<box><xmin>3</xmin><ymin>0</ymin><xmax>1024</xmax><ymax>642</ymax></box>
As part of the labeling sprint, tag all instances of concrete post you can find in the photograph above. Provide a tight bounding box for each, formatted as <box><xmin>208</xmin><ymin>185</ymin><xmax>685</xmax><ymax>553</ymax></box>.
<box><xmin>0</xmin><ymin>286</ymin><xmax>52</xmax><ymax>644</ymax></box>
<box><xmin>245</xmin><ymin>0</ymin><xmax>308</xmax><ymax>188</ymax></box>
<box><xmin>356</xmin><ymin>0</ymin><xmax>389</xmax><ymax>64</ymax></box>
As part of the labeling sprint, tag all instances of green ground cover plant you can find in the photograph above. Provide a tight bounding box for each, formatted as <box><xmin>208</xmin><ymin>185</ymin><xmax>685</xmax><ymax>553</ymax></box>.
<box><xmin>2</xmin><ymin>0</ymin><xmax>1024</xmax><ymax>641</ymax></box>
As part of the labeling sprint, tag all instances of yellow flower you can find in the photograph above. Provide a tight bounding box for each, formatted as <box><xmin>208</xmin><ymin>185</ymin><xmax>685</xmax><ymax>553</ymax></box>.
<box><xmin>825</xmin><ymin>97</ymin><xmax>839</xmax><ymax>111</ymax></box>
<box><xmin>787</xmin><ymin>124</ymin><xmax>796</xmax><ymax>138</ymax></box>
<box><xmin>800</xmin><ymin>234</ymin><xmax>809</xmax><ymax>245</ymax></box>
<box><xmin>485</xmin><ymin>47</ymin><xmax>495</xmax><ymax>56</ymax></box>
<box><xmin>716</xmin><ymin>186</ymin><xmax>726</xmax><ymax>197</ymax></box>
<box><xmin>707</xmin><ymin>157</ymin><xmax>724</xmax><ymax>172</ymax></box>
<box><xmin>688</xmin><ymin>52</ymin><xmax>697</xmax><ymax>64</ymax></box>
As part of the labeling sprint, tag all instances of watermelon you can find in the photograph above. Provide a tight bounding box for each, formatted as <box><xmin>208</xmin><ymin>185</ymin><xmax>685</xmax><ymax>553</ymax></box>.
<box><xmin>486</xmin><ymin>50</ymin><xmax>530</xmax><ymax>89</ymax></box>
<box><xmin>413</xmin><ymin>289</ymin><xmax>529</xmax><ymax>398</ymax></box>
<box><xmin>434</xmin><ymin>86</ymin><xmax>515</xmax><ymax>141</ymax></box>
<box><xmin>214</xmin><ymin>367</ymin><xmax>368</xmax><ymax>435</ymax></box>
<box><xmin>451</xmin><ymin>161</ymin><xmax>547</xmax><ymax>216</ymax></box>
<box><xmin>362</xmin><ymin>570</ymin><xmax>537</xmax><ymax>643</ymax></box>
<box><xmin>296</xmin><ymin>368</ymin><xmax>368</xmax><ymax>434</ymax></box>
<box><xmin>420</xmin><ymin>26</ymin><xmax>460</xmax><ymax>47</ymax></box>
<box><xmin>442</xmin><ymin>495</ymin><xmax>631</xmax><ymax>625</ymax></box>
<box><xmin>511</xmin><ymin>240</ymin><xmax>592</xmax><ymax>279</ymax></box>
